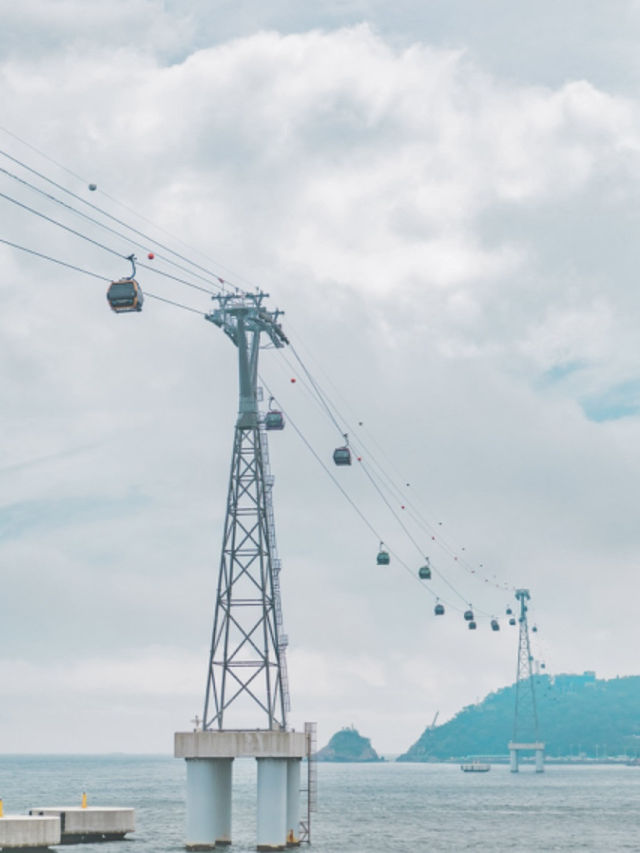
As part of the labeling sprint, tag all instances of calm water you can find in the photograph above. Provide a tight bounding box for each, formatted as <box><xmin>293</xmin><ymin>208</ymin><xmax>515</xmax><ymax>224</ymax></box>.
<box><xmin>0</xmin><ymin>755</ymin><xmax>639</xmax><ymax>852</ymax></box>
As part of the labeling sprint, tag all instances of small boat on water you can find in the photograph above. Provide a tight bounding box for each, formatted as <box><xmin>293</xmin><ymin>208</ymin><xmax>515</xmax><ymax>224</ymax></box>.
<box><xmin>460</xmin><ymin>762</ymin><xmax>491</xmax><ymax>773</ymax></box>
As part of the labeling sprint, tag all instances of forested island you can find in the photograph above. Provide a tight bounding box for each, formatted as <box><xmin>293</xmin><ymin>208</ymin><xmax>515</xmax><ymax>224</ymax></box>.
<box><xmin>315</xmin><ymin>727</ymin><xmax>383</xmax><ymax>762</ymax></box>
<box><xmin>399</xmin><ymin>672</ymin><xmax>640</xmax><ymax>761</ymax></box>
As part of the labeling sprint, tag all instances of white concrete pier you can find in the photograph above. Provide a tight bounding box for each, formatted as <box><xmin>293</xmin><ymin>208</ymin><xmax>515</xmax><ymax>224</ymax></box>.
<box><xmin>176</xmin><ymin>730</ymin><xmax>306</xmax><ymax>851</ymax></box>
<box><xmin>0</xmin><ymin>814</ymin><xmax>60</xmax><ymax>850</ymax></box>
<box><xmin>509</xmin><ymin>748</ymin><xmax>518</xmax><ymax>773</ymax></box>
<box><xmin>285</xmin><ymin>759</ymin><xmax>301</xmax><ymax>847</ymax></box>
<box><xmin>257</xmin><ymin>759</ymin><xmax>287</xmax><ymax>851</ymax></box>
<box><xmin>508</xmin><ymin>741</ymin><xmax>545</xmax><ymax>773</ymax></box>
<box><xmin>28</xmin><ymin>807</ymin><xmax>134</xmax><ymax>843</ymax></box>
<box><xmin>185</xmin><ymin>758</ymin><xmax>232</xmax><ymax>849</ymax></box>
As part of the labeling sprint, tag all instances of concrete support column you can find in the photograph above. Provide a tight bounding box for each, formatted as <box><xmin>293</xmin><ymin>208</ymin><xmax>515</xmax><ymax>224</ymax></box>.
<box><xmin>257</xmin><ymin>758</ymin><xmax>287</xmax><ymax>851</ymax></box>
<box><xmin>510</xmin><ymin>749</ymin><xmax>519</xmax><ymax>773</ymax></box>
<box><xmin>185</xmin><ymin>758</ymin><xmax>233</xmax><ymax>850</ymax></box>
<box><xmin>535</xmin><ymin>748</ymin><xmax>545</xmax><ymax>773</ymax></box>
<box><xmin>285</xmin><ymin>759</ymin><xmax>301</xmax><ymax>847</ymax></box>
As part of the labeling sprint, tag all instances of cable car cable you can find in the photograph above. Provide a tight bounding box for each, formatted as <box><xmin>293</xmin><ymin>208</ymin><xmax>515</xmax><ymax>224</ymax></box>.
<box><xmin>281</xmin><ymin>335</ymin><xmax>515</xmax><ymax>595</ymax></box>
<box><xmin>282</xmin><ymin>339</ymin><xmax>504</xmax><ymax>605</ymax></box>
<box><xmin>0</xmin><ymin>190</ymin><xmax>127</xmax><ymax>260</ymax></box>
<box><xmin>0</xmin><ymin>164</ymin><xmax>222</xmax><ymax>294</ymax></box>
<box><xmin>357</xmin><ymin>457</ymin><xmax>475</xmax><ymax>609</ymax></box>
<box><xmin>0</xmin><ymin>237</ymin><xmax>205</xmax><ymax>315</ymax></box>
<box><xmin>288</xmin><ymin>344</ymin><xmax>347</xmax><ymax>437</ymax></box>
<box><xmin>0</xmin><ymin>237</ymin><xmax>110</xmax><ymax>281</ymax></box>
<box><xmin>0</xmin><ymin>141</ymin><xmax>246</xmax><ymax>295</ymax></box>
<box><xmin>260</xmin><ymin>381</ymin><xmax>382</xmax><ymax>543</ymax></box>
<box><xmin>0</xmin><ymin>126</ymin><xmax>88</xmax><ymax>184</ymax></box>
<box><xmin>276</xmin><ymin>348</ymin><xmax>344</xmax><ymax>436</ymax></box>
<box><xmin>260</xmin><ymin>381</ymin><xmax>463</xmax><ymax>613</ymax></box>
<box><xmin>0</xmin><ymin>190</ymin><xmax>220</xmax><ymax>299</ymax></box>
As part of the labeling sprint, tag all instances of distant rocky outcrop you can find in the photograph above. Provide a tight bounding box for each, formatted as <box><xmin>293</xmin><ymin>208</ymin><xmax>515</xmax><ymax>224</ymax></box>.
<box><xmin>315</xmin><ymin>727</ymin><xmax>383</xmax><ymax>762</ymax></box>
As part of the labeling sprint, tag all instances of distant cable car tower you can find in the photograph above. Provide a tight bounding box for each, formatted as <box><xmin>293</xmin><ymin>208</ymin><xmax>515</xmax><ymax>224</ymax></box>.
<box><xmin>508</xmin><ymin>588</ymin><xmax>545</xmax><ymax>772</ymax></box>
<box><xmin>175</xmin><ymin>291</ymin><xmax>311</xmax><ymax>851</ymax></box>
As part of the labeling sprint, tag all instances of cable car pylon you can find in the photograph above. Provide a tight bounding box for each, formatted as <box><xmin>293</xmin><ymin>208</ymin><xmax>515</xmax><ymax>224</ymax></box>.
<box><xmin>508</xmin><ymin>588</ymin><xmax>545</xmax><ymax>773</ymax></box>
<box><xmin>174</xmin><ymin>291</ymin><xmax>312</xmax><ymax>850</ymax></box>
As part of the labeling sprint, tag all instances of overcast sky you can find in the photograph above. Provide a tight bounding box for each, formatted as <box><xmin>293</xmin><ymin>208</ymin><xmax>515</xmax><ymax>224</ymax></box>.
<box><xmin>2</xmin><ymin>1</ymin><xmax>640</xmax><ymax>755</ymax></box>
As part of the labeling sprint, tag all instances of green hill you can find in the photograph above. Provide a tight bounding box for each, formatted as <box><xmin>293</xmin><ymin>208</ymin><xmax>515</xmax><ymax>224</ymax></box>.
<box><xmin>316</xmin><ymin>727</ymin><xmax>383</xmax><ymax>762</ymax></box>
<box><xmin>399</xmin><ymin>672</ymin><xmax>640</xmax><ymax>760</ymax></box>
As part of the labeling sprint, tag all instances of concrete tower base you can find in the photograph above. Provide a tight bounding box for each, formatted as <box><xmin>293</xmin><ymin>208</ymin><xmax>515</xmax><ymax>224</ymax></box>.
<box><xmin>176</xmin><ymin>730</ymin><xmax>306</xmax><ymax>851</ymax></box>
<box><xmin>508</xmin><ymin>741</ymin><xmax>545</xmax><ymax>773</ymax></box>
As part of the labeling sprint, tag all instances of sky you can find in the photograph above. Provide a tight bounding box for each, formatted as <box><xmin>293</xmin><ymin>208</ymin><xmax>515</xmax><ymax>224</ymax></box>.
<box><xmin>2</xmin><ymin>1</ymin><xmax>640</xmax><ymax>756</ymax></box>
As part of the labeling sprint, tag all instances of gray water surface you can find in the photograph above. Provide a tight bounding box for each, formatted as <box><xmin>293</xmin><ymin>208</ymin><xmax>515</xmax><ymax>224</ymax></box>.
<box><xmin>1</xmin><ymin>756</ymin><xmax>638</xmax><ymax>852</ymax></box>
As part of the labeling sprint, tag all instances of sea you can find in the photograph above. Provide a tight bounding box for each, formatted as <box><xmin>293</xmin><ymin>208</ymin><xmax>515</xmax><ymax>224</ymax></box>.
<box><xmin>1</xmin><ymin>755</ymin><xmax>639</xmax><ymax>852</ymax></box>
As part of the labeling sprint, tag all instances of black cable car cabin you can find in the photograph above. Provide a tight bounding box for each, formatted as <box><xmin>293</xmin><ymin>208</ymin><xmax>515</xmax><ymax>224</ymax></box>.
<box><xmin>434</xmin><ymin>603</ymin><xmax>445</xmax><ymax>616</ymax></box>
<box><xmin>463</xmin><ymin>609</ymin><xmax>474</xmax><ymax>621</ymax></box>
<box><xmin>107</xmin><ymin>278</ymin><xmax>143</xmax><ymax>313</ymax></box>
<box><xmin>491</xmin><ymin>619</ymin><xmax>500</xmax><ymax>631</ymax></box>
<box><xmin>468</xmin><ymin>620</ymin><xmax>477</xmax><ymax>630</ymax></box>
<box><xmin>418</xmin><ymin>564</ymin><xmax>431</xmax><ymax>580</ymax></box>
<box><xmin>265</xmin><ymin>410</ymin><xmax>285</xmax><ymax>430</ymax></box>
<box><xmin>509</xmin><ymin>617</ymin><xmax>516</xmax><ymax>626</ymax></box>
<box><xmin>333</xmin><ymin>445</ymin><xmax>351</xmax><ymax>466</ymax></box>
<box><xmin>506</xmin><ymin>607</ymin><xmax>513</xmax><ymax>615</ymax></box>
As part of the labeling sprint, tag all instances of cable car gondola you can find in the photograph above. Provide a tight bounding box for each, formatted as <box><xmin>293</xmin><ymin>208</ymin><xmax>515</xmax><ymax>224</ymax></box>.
<box><xmin>434</xmin><ymin>602</ymin><xmax>445</xmax><ymax>616</ymax></box>
<box><xmin>265</xmin><ymin>398</ymin><xmax>285</xmax><ymax>430</ymax></box>
<box><xmin>376</xmin><ymin>542</ymin><xmax>390</xmax><ymax>566</ymax></box>
<box><xmin>509</xmin><ymin>617</ymin><xmax>516</xmax><ymax>626</ymax></box>
<box><xmin>107</xmin><ymin>254</ymin><xmax>143</xmax><ymax>313</ymax></box>
<box><xmin>418</xmin><ymin>559</ymin><xmax>431</xmax><ymax>580</ymax></box>
<box><xmin>265</xmin><ymin>411</ymin><xmax>285</xmax><ymax>430</ymax></box>
<box><xmin>333</xmin><ymin>433</ymin><xmax>351</xmax><ymax>466</ymax></box>
<box><xmin>468</xmin><ymin>620</ymin><xmax>477</xmax><ymax>630</ymax></box>
<box><xmin>490</xmin><ymin>619</ymin><xmax>500</xmax><ymax>631</ymax></box>
<box><xmin>532</xmin><ymin>625</ymin><xmax>538</xmax><ymax>633</ymax></box>
<box><xmin>506</xmin><ymin>607</ymin><xmax>513</xmax><ymax>616</ymax></box>
<box><xmin>464</xmin><ymin>609</ymin><xmax>474</xmax><ymax>622</ymax></box>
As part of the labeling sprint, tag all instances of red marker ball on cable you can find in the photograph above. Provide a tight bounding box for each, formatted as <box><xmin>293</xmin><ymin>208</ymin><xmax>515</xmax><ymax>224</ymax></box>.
<box><xmin>290</xmin><ymin>378</ymin><xmax>296</xmax><ymax>383</ymax></box>
<box><xmin>147</xmin><ymin>252</ymin><xmax>155</xmax><ymax>260</ymax></box>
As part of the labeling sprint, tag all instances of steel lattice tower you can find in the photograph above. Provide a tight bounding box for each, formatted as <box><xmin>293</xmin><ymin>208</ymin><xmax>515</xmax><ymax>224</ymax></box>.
<box><xmin>512</xmin><ymin>589</ymin><xmax>539</xmax><ymax>742</ymax></box>
<box><xmin>202</xmin><ymin>291</ymin><xmax>290</xmax><ymax>731</ymax></box>
<box><xmin>509</xmin><ymin>588</ymin><xmax>544</xmax><ymax>772</ymax></box>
